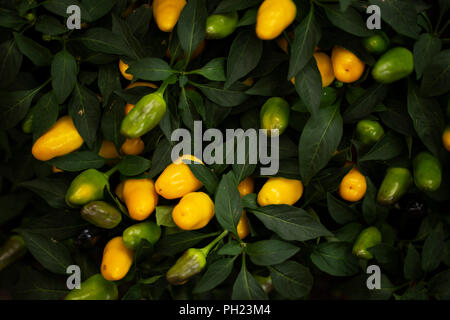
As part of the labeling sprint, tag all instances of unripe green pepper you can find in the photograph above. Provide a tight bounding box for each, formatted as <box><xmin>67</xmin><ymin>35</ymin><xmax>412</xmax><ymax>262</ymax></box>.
<box><xmin>206</xmin><ymin>12</ymin><xmax>239</xmax><ymax>40</ymax></box>
<box><xmin>22</xmin><ymin>106</ymin><xmax>35</xmax><ymax>133</ymax></box>
<box><xmin>352</xmin><ymin>226</ymin><xmax>382</xmax><ymax>260</ymax></box>
<box><xmin>260</xmin><ymin>97</ymin><xmax>290</xmax><ymax>136</ymax></box>
<box><xmin>254</xmin><ymin>274</ymin><xmax>273</xmax><ymax>294</ymax></box>
<box><xmin>362</xmin><ymin>31</ymin><xmax>390</xmax><ymax>55</ymax></box>
<box><xmin>65</xmin><ymin>274</ymin><xmax>118</xmax><ymax>300</ymax></box>
<box><xmin>120</xmin><ymin>92</ymin><xmax>166</xmax><ymax>139</ymax></box>
<box><xmin>81</xmin><ymin>201</ymin><xmax>122</xmax><ymax>229</ymax></box>
<box><xmin>166</xmin><ymin>248</ymin><xmax>207</xmax><ymax>285</ymax></box>
<box><xmin>413</xmin><ymin>151</ymin><xmax>442</xmax><ymax>192</ymax></box>
<box><xmin>0</xmin><ymin>235</ymin><xmax>27</xmax><ymax>272</ymax></box>
<box><xmin>377</xmin><ymin>167</ymin><xmax>412</xmax><ymax>205</ymax></box>
<box><xmin>356</xmin><ymin>119</ymin><xmax>385</xmax><ymax>146</ymax></box>
<box><xmin>65</xmin><ymin>169</ymin><xmax>109</xmax><ymax>207</ymax></box>
<box><xmin>371</xmin><ymin>47</ymin><xmax>414</xmax><ymax>84</ymax></box>
<box><xmin>320</xmin><ymin>87</ymin><xmax>337</xmax><ymax>107</ymax></box>
<box><xmin>122</xmin><ymin>221</ymin><xmax>161</xmax><ymax>250</ymax></box>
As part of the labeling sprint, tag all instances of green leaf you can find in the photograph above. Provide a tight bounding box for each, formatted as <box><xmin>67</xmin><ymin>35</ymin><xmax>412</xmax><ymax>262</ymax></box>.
<box><xmin>117</xmin><ymin>155</ymin><xmax>151</xmax><ymax>176</ymax></box>
<box><xmin>359</xmin><ymin>132</ymin><xmax>406</xmax><ymax>162</ymax></box>
<box><xmin>298</xmin><ymin>102</ymin><xmax>343</xmax><ymax>185</ymax></box>
<box><xmin>247</xmin><ymin>240</ymin><xmax>300</xmax><ymax>266</ymax></box>
<box><xmin>98</xmin><ymin>63</ymin><xmax>121</xmax><ymax>106</ymax></box>
<box><xmin>156</xmin><ymin>231</ymin><xmax>217</xmax><ymax>256</ymax></box>
<box><xmin>48</xmin><ymin>151</ymin><xmax>105</xmax><ymax>172</ymax></box>
<box><xmin>326</xmin><ymin>193</ymin><xmax>359</xmax><ymax>225</ymax></box>
<box><xmin>101</xmin><ymin>95</ymin><xmax>126</xmax><ymax>152</ymax></box>
<box><xmin>269</xmin><ymin>261</ymin><xmax>313</xmax><ymax>299</ymax></box>
<box><xmin>0</xmin><ymin>83</ymin><xmax>46</xmax><ymax>130</ymax></box>
<box><xmin>0</xmin><ymin>39</ymin><xmax>22</xmax><ymax>88</ymax></box>
<box><xmin>0</xmin><ymin>193</ymin><xmax>32</xmax><ymax>226</ymax></box>
<box><xmin>232</xmin><ymin>258</ymin><xmax>268</xmax><ymax>300</ymax></box>
<box><xmin>420</xmin><ymin>49</ymin><xmax>450</xmax><ymax>97</ymax></box>
<box><xmin>80</xmin><ymin>28</ymin><xmax>131</xmax><ymax>56</ymax></box>
<box><xmin>192</xmin><ymin>58</ymin><xmax>226</xmax><ymax>81</ymax></box>
<box><xmin>214</xmin><ymin>0</ymin><xmax>261</xmax><ymax>13</ymax></box>
<box><xmin>43</xmin><ymin>0</ymin><xmax>83</xmax><ymax>18</ymax></box>
<box><xmin>362</xmin><ymin>177</ymin><xmax>377</xmax><ymax>224</ymax></box>
<box><xmin>82</xmin><ymin>0</ymin><xmax>118</xmax><ymax>21</ymax></box>
<box><xmin>19</xmin><ymin>177</ymin><xmax>70</xmax><ymax>209</ymax></box>
<box><xmin>293</xmin><ymin>57</ymin><xmax>322</xmax><ymax>117</ymax></box>
<box><xmin>13</xmin><ymin>32</ymin><xmax>52</xmax><ymax>66</ymax></box>
<box><xmin>192</xmin><ymin>82</ymin><xmax>248</xmax><ymax>107</ymax></box>
<box><xmin>429</xmin><ymin>269</ymin><xmax>450</xmax><ymax>300</ymax></box>
<box><xmin>225</xmin><ymin>30</ymin><xmax>263</xmax><ymax>88</ymax></box>
<box><xmin>194</xmin><ymin>257</ymin><xmax>236</xmax><ymax>293</ymax></box>
<box><xmin>236</xmin><ymin>8</ymin><xmax>257</xmax><ymax>27</ymax></box>
<box><xmin>31</xmin><ymin>91</ymin><xmax>59</xmax><ymax>140</ymax></box>
<box><xmin>404</xmin><ymin>244</ymin><xmax>423</xmax><ymax>280</ymax></box>
<box><xmin>177</xmin><ymin>0</ymin><xmax>207</xmax><ymax>60</ymax></box>
<box><xmin>288</xmin><ymin>6</ymin><xmax>321</xmax><ymax>79</ymax></box>
<box><xmin>368</xmin><ymin>244</ymin><xmax>402</xmax><ymax>275</ymax></box>
<box><xmin>413</xmin><ymin>34</ymin><xmax>442</xmax><ymax>80</ymax></box>
<box><xmin>214</xmin><ymin>171</ymin><xmax>242</xmax><ymax>237</ymax></box>
<box><xmin>407</xmin><ymin>81</ymin><xmax>445</xmax><ymax>157</ymax></box>
<box><xmin>148</xmin><ymin>137</ymin><xmax>173</xmax><ymax>178</ymax></box>
<box><xmin>422</xmin><ymin>223</ymin><xmax>445</xmax><ymax>273</ymax></box>
<box><xmin>127</xmin><ymin>58</ymin><xmax>173</xmax><ymax>81</ymax></box>
<box><xmin>16</xmin><ymin>230</ymin><xmax>73</xmax><ymax>275</ymax></box>
<box><xmin>0</xmin><ymin>9</ymin><xmax>27</xmax><ymax>30</ymax></box>
<box><xmin>249</xmin><ymin>205</ymin><xmax>332</xmax><ymax>241</ymax></box>
<box><xmin>187</xmin><ymin>163</ymin><xmax>219</xmax><ymax>194</ymax></box>
<box><xmin>331</xmin><ymin>223</ymin><xmax>364</xmax><ymax>243</ymax></box>
<box><xmin>155</xmin><ymin>206</ymin><xmax>176</xmax><ymax>228</ymax></box>
<box><xmin>218</xmin><ymin>241</ymin><xmax>242</xmax><ymax>256</ymax></box>
<box><xmin>369</xmin><ymin>0</ymin><xmax>420</xmax><ymax>39</ymax></box>
<box><xmin>379</xmin><ymin>100</ymin><xmax>415</xmax><ymax>136</ymax></box>
<box><xmin>343</xmin><ymin>83</ymin><xmax>388</xmax><ymax>123</ymax></box>
<box><xmin>35</xmin><ymin>15</ymin><xmax>67</xmax><ymax>35</ymax></box>
<box><xmin>51</xmin><ymin>50</ymin><xmax>78</xmax><ymax>104</ymax></box>
<box><xmin>324</xmin><ymin>4</ymin><xmax>371</xmax><ymax>37</ymax></box>
<box><xmin>18</xmin><ymin>211</ymin><xmax>90</xmax><ymax>240</ymax></box>
<box><xmin>68</xmin><ymin>83</ymin><xmax>101</xmax><ymax>149</ymax></box>
<box><xmin>13</xmin><ymin>267</ymin><xmax>68</xmax><ymax>300</ymax></box>
<box><xmin>310</xmin><ymin>242</ymin><xmax>359</xmax><ymax>277</ymax></box>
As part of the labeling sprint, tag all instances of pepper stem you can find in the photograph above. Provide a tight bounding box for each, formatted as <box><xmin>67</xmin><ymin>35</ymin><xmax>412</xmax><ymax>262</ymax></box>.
<box><xmin>200</xmin><ymin>230</ymin><xmax>229</xmax><ymax>256</ymax></box>
<box><xmin>104</xmin><ymin>165</ymin><xmax>119</xmax><ymax>179</ymax></box>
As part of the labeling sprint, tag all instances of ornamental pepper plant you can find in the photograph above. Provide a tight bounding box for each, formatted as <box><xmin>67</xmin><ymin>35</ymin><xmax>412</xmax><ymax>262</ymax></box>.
<box><xmin>0</xmin><ymin>0</ymin><xmax>449</xmax><ymax>301</ymax></box>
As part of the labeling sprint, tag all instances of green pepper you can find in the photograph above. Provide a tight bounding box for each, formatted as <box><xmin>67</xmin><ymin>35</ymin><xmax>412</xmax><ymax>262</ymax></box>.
<box><xmin>65</xmin><ymin>169</ymin><xmax>110</xmax><ymax>208</ymax></box>
<box><xmin>254</xmin><ymin>274</ymin><xmax>273</xmax><ymax>294</ymax></box>
<box><xmin>166</xmin><ymin>248</ymin><xmax>207</xmax><ymax>285</ymax></box>
<box><xmin>377</xmin><ymin>167</ymin><xmax>412</xmax><ymax>205</ymax></box>
<box><xmin>413</xmin><ymin>151</ymin><xmax>442</xmax><ymax>192</ymax></box>
<box><xmin>356</xmin><ymin>119</ymin><xmax>385</xmax><ymax>146</ymax></box>
<box><xmin>371</xmin><ymin>47</ymin><xmax>414</xmax><ymax>84</ymax></box>
<box><xmin>320</xmin><ymin>87</ymin><xmax>337</xmax><ymax>107</ymax></box>
<box><xmin>260</xmin><ymin>97</ymin><xmax>290</xmax><ymax>136</ymax></box>
<box><xmin>22</xmin><ymin>106</ymin><xmax>35</xmax><ymax>134</ymax></box>
<box><xmin>206</xmin><ymin>12</ymin><xmax>239</xmax><ymax>40</ymax></box>
<box><xmin>120</xmin><ymin>92</ymin><xmax>166</xmax><ymax>139</ymax></box>
<box><xmin>362</xmin><ymin>31</ymin><xmax>390</xmax><ymax>55</ymax></box>
<box><xmin>0</xmin><ymin>235</ymin><xmax>27</xmax><ymax>272</ymax></box>
<box><xmin>352</xmin><ymin>226</ymin><xmax>382</xmax><ymax>260</ymax></box>
<box><xmin>122</xmin><ymin>221</ymin><xmax>162</xmax><ymax>250</ymax></box>
<box><xmin>65</xmin><ymin>274</ymin><xmax>118</xmax><ymax>300</ymax></box>
<box><xmin>81</xmin><ymin>201</ymin><xmax>122</xmax><ymax>229</ymax></box>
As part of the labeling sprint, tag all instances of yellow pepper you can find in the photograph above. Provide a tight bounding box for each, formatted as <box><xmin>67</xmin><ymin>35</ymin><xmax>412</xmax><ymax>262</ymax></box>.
<box><xmin>172</xmin><ymin>192</ymin><xmax>215</xmax><ymax>230</ymax></box>
<box><xmin>101</xmin><ymin>237</ymin><xmax>134</xmax><ymax>281</ymax></box>
<box><xmin>153</xmin><ymin>0</ymin><xmax>186</xmax><ymax>32</ymax></box>
<box><xmin>256</xmin><ymin>0</ymin><xmax>297</xmax><ymax>40</ymax></box>
<box><xmin>257</xmin><ymin>177</ymin><xmax>303</xmax><ymax>206</ymax></box>
<box><xmin>32</xmin><ymin>116</ymin><xmax>84</xmax><ymax>161</ymax></box>
<box><xmin>123</xmin><ymin>178</ymin><xmax>158</xmax><ymax>221</ymax></box>
<box><xmin>155</xmin><ymin>155</ymin><xmax>203</xmax><ymax>199</ymax></box>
